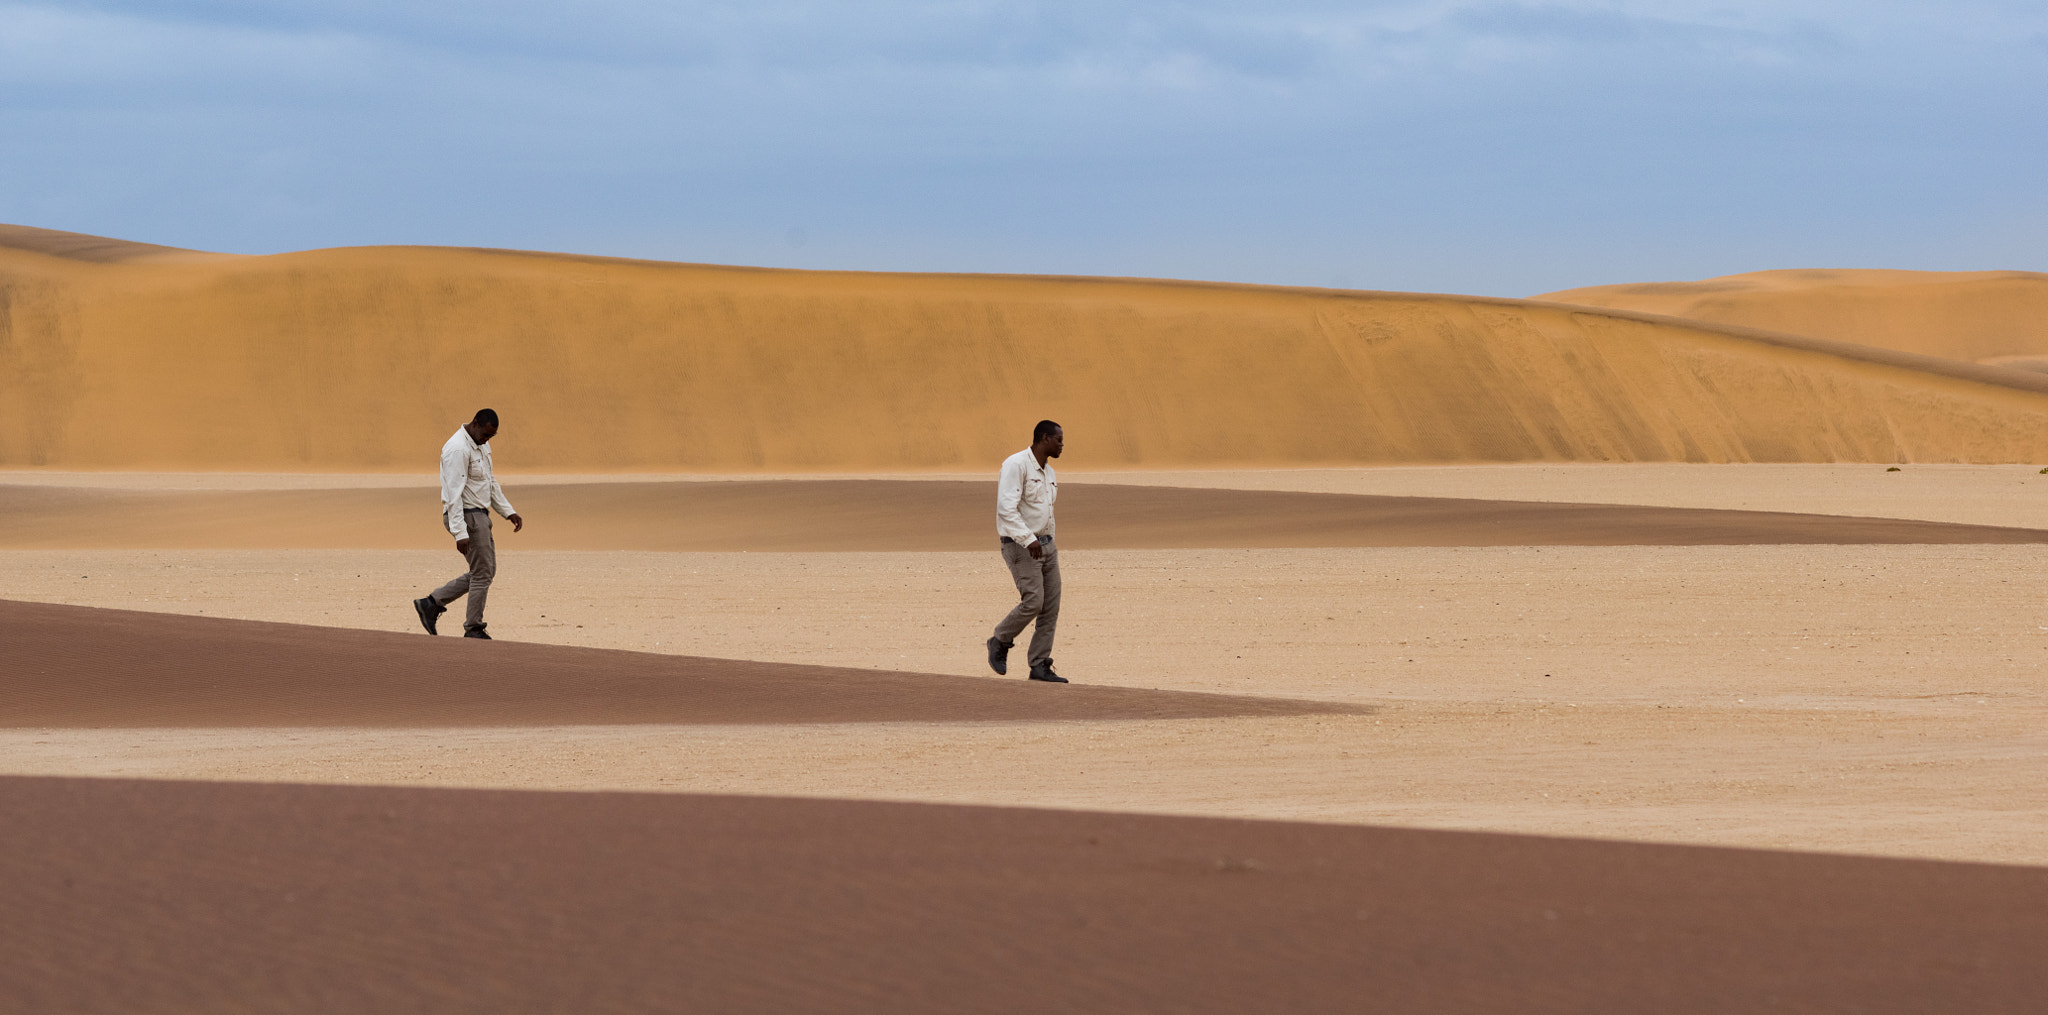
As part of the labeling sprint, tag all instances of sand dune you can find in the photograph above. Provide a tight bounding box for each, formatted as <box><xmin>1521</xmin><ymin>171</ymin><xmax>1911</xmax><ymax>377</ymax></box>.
<box><xmin>5</xmin><ymin>479</ymin><xmax>2045</xmax><ymax>550</ymax></box>
<box><xmin>0</xmin><ymin>223</ymin><xmax>230</xmax><ymax>265</ymax></box>
<box><xmin>0</xmin><ymin>599</ymin><xmax>1347</xmax><ymax>727</ymax></box>
<box><xmin>10</xmin><ymin>544</ymin><xmax>2048</xmax><ymax>865</ymax></box>
<box><xmin>1539</xmin><ymin>268</ymin><xmax>2048</xmax><ymax>365</ymax></box>
<box><xmin>9</xmin><ymin>228</ymin><xmax>2048</xmax><ymax>470</ymax></box>
<box><xmin>7</xmin><ymin>775</ymin><xmax>2045</xmax><ymax>1014</ymax></box>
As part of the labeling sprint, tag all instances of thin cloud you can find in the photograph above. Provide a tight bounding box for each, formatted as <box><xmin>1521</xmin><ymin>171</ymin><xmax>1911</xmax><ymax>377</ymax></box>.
<box><xmin>2</xmin><ymin>0</ymin><xmax>2044</xmax><ymax>292</ymax></box>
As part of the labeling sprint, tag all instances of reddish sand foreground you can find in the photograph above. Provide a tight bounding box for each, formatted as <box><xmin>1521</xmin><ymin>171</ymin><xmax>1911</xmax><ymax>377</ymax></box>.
<box><xmin>4</xmin><ymin>775</ymin><xmax>2046</xmax><ymax>1014</ymax></box>
<box><xmin>12</xmin><ymin>595</ymin><xmax>2041</xmax><ymax>1010</ymax></box>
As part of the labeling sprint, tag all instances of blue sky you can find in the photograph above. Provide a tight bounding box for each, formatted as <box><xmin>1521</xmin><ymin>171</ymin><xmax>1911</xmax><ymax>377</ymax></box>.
<box><xmin>3</xmin><ymin>1</ymin><xmax>2044</xmax><ymax>295</ymax></box>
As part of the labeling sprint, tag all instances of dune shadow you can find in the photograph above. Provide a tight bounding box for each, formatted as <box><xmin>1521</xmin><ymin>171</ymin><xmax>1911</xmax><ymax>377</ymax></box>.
<box><xmin>4</xmin><ymin>775</ymin><xmax>2046</xmax><ymax>1013</ymax></box>
<box><xmin>7</xmin><ymin>481</ymin><xmax>2047</xmax><ymax>550</ymax></box>
<box><xmin>0</xmin><ymin>600</ymin><xmax>1367</xmax><ymax>728</ymax></box>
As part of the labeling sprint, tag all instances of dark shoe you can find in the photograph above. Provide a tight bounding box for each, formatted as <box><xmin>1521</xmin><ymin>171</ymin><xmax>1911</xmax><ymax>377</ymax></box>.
<box><xmin>413</xmin><ymin>597</ymin><xmax>445</xmax><ymax>635</ymax></box>
<box><xmin>463</xmin><ymin>625</ymin><xmax>491</xmax><ymax>640</ymax></box>
<box><xmin>1027</xmin><ymin>661</ymin><xmax>1067</xmax><ymax>683</ymax></box>
<box><xmin>986</xmin><ymin>636</ymin><xmax>1013</xmax><ymax>675</ymax></box>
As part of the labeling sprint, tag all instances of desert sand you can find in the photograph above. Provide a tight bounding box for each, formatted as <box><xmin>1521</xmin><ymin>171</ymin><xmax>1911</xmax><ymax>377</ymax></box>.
<box><xmin>8</xmin><ymin>226</ymin><xmax>2048</xmax><ymax>1011</ymax></box>
<box><xmin>11</xmin><ymin>230</ymin><xmax>2048</xmax><ymax>471</ymax></box>
<box><xmin>11</xmin><ymin>777</ymin><xmax>2045</xmax><ymax>1014</ymax></box>
<box><xmin>1540</xmin><ymin>268</ymin><xmax>2048</xmax><ymax>366</ymax></box>
<box><xmin>10</xmin><ymin>476</ymin><xmax>2048</xmax><ymax>550</ymax></box>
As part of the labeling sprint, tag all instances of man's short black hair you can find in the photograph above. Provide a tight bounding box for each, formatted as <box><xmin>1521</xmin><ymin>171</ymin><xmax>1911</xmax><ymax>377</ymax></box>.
<box><xmin>473</xmin><ymin>408</ymin><xmax>499</xmax><ymax>426</ymax></box>
<box><xmin>1033</xmin><ymin>419</ymin><xmax>1061</xmax><ymax>443</ymax></box>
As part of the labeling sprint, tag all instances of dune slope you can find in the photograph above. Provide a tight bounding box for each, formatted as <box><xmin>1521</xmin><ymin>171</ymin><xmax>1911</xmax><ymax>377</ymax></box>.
<box><xmin>1539</xmin><ymin>269</ymin><xmax>2048</xmax><ymax>366</ymax></box>
<box><xmin>9</xmin><ymin>230</ymin><xmax>2048</xmax><ymax>469</ymax></box>
<box><xmin>0</xmin><ymin>600</ymin><xmax>1349</xmax><ymax>727</ymax></box>
<box><xmin>0</xmin><ymin>223</ymin><xmax>228</xmax><ymax>265</ymax></box>
<box><xmin>7</xmin><ymin>776</ymin><xmax>2047</xmax><ymax>1014</ymax></box>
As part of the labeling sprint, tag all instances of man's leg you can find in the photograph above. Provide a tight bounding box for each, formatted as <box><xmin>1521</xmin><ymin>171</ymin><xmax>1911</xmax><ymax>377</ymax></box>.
<box><xmin>461</xmin><ymin>512</ymin><xmax>497</xmax><ymax>635</ymax></box>
<box><xmin>993</xmin><ymin>541</ymin><xmax>1046</xmax><ymax>650</ymax></box>
<box><xmin>428</xmin><ymin>570</ymin><xmax>470</xmax><ymax>610</ymax></box>
<box><xmin>1026</xmin><ymin>537</ymin><xmax>1060</xmax><ymax>668</ymax></box>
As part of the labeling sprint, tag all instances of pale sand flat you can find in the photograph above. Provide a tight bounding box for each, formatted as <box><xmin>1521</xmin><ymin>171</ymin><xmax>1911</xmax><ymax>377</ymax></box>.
<box><xmin>6</xmin><ymin>544</ymin><xmax>2046</xmax><ymax>865</ymax></box>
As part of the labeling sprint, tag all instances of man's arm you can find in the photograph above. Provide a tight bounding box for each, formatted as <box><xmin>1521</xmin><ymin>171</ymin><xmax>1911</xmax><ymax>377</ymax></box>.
<box><xmin>440</xmin><ymin>442</ymin><xmax>470</xmax><ymax>543</ymax></box>
<box><xmin>489</xmin><ymin>478</ymin><xmax>523</xmax><ymax>533</ymax></box>
<box><xmin>995</xmin><ymin>457</ymin><xmax>1035</xmax><ymax>546</ymax></box>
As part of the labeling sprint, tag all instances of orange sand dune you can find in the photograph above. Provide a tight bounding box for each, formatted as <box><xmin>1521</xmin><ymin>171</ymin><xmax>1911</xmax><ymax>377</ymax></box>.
<box><xmin>0</xmin><ymin>223</ymin><xmax>231</xmax><ymax>265</ymax></box>
<box><xmin>9</xmin><ymin>228</ymin><xmax>2048</xmax><ymax>470</ymax></box>
<box><xmin>1539</xmin><ymin>269</ymin><xmax>2048</xmax><ymax>366</ymax></box>
<box><xmin>4</xmin><ymin>480</ymin><xmax>2046</xmax><ymax>550</ymax></box>
<box><xmin>7</xmin><ymin>775</ymin><xmax>2047</xmax><ymax>1013</ymax></box>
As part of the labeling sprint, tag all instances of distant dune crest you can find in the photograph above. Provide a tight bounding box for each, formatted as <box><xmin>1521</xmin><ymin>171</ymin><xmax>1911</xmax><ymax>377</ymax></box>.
<box><xmin>6</xmin><ymin>227</ymin><xmax>2048</xmax><ymax>470</ymax></box>
<box><xmin>1540</xmin><ymin>268</ymin><xmax>2048</xmax><ymax>367</ymax></box>
<box><xmin>0</xmin><ymin>224</ymin><xmax>231</xmax><ymax>265</ymax></box>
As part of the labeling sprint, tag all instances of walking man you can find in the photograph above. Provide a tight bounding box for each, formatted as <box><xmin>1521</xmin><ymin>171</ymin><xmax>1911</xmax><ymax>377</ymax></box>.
<box><xmin>988</xmin><ymin>420</ymin><xmax>1067</xmax><ymax>683</ymax></box>
<box><xmin>413</xmin><ymin>408</ymin><xmax>523</xmax><ymax>639</ymax></box>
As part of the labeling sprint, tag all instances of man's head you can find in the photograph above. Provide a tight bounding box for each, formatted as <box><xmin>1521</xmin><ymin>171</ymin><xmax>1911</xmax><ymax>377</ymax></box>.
<box><xmin>1032</xmin><ymin>419</ymin><xmax>1063</xmax><ymax>459</ymax></box>
<box><xmin>467</xmin><ymin>408</ymin><xmax>500</xmax><ymax>444</ymax></box>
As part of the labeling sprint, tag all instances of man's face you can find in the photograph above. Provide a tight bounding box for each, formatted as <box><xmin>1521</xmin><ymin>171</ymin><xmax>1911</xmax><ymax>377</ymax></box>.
<box><xmin>1044</xmin><ymin>426</ymin><xmax>1063</xmax><ymax>458</ymax></box>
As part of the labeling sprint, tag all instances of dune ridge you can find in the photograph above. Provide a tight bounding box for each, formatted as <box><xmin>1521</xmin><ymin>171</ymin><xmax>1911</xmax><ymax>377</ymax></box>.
<box><xmin>4</xmin><ymin>480</ymin><xmax>2044</xmax><ymax>550</ymax></box>
<box><xmin>9</xmin><ymin>229</ymin><xmax>2048</xmax><ymax>470</ymax></box>
<box><xmin>1539</xmin><ymin>268</ymin><xmax>2048</xmax><ymax>365</ymax></box>
<box><xmin>0</xmin><ymin>223</ymin><xmax>229</xmax><ymax>265</ymax></box>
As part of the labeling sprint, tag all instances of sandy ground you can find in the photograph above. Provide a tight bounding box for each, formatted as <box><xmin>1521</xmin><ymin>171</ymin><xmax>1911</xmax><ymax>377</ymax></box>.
<box><xmin>13</xmin><ymin>227</ymin><xmax>2048</xmax><ymax>1007</ymax></box>
<box><xmin>1096</xmin><ymin>462</ymin><xmax>2048</xmax><ymax>530</ymax></box>
<box><xmin>6</xmin><ymin>464</ymin><xmax>2045</xmax><ymax>864</ymax></box>
<box><xmin>7</xmin><ymin>541</ymin><xmax>2047</xmax><ymax>865</ymax></box>
<box><xmin>10</xmin><ymin>776</ymin><xmax>2046</xmax><ymax>1015</ymax></box>
<box><xmin>12</xmin><ymin>478</ymin><xmax>2042</xmax><ymax>551</ymax></box>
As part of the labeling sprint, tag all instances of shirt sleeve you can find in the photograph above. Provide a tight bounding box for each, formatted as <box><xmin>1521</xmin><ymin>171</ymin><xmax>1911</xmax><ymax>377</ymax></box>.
<box><xmin>489</xmin><ymin>474</ymin><xmax>517</xmax><ymax>520</ymax></box>
<box><xmin>995</xmin><ymin>456</ymin><xmax>1036</xmax><ymax>544</ymax></box>
<box><xmin>441</xmin><ymin>440</ymin><xmax>471</xmax><ymax>540</ymax></box>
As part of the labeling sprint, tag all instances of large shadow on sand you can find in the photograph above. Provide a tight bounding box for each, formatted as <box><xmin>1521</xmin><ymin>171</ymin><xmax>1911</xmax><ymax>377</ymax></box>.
<box><xmin>0</xmin><ymin>600</ymin><xmax>1364</xmax><ymax>727</ymax></box>
<box><xmin>3</xmin><ymin>775</ymin><xmax>2045</xmax><ymax>1013</ymax></box>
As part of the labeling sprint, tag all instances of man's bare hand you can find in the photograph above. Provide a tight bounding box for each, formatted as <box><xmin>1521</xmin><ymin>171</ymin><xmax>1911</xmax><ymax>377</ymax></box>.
<box><xmin>1028</xmin><ymin>541</ymin><xmax>1043</xmax><ymax>560</ymax></box>
<box><xmin>456</xmin><ymin>537</ymin><xmax>471</xmax><ymax>554</ymax></box>
<box><xmin>509</xmin><ymin>513</ymin><xmax>524</xmax><ymax>533</ymax></box>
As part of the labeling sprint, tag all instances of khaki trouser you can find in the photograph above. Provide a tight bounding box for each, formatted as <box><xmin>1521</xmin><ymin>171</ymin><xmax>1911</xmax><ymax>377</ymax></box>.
<box><xmin>430</xmin><ymin>509</ymin><xmax>496</xmax><ymax>634</ymax></box>
<box><xmin>993</xmin><ymin>534</ymin><xmax>1060</xmax><ymax>669</ymax></box>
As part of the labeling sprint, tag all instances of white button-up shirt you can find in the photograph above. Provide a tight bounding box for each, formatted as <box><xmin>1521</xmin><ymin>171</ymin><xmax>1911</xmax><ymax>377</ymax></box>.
<box><xmin>440</xmin><ymin>426</ymin><xmax>517</xmax><ymax>540</ymax></box>
<box><xmin>995</xmin><ymin>447</ymin><xmax>1056</xmax><ymax>546</ymax></box>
